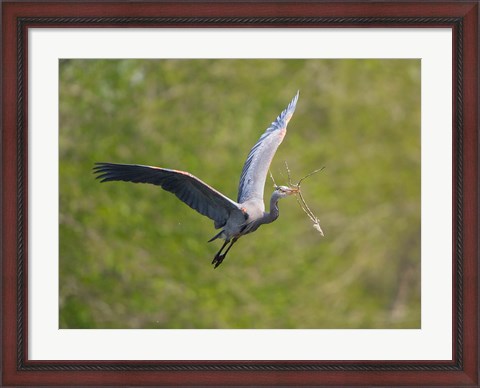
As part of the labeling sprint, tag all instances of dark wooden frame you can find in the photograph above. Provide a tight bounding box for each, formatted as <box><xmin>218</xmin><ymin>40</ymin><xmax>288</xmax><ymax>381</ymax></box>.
<box><xmin>2</xmin><ymin>1</ymin><xmax>478</xmax><ymax>386</ymax></box>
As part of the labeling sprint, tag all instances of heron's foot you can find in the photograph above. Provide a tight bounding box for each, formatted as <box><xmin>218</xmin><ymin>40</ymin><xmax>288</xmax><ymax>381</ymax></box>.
<box><xmin>211</xmin><ymin>254</ymin><xmax>226</xmax><ymax>269</ymax></box>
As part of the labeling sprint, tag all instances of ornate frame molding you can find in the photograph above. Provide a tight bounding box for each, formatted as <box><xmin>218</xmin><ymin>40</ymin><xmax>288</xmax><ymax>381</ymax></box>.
<box><xmin>3</xmin><ymin>3</ymin><xmax>478</xmax><ymax>386</ymax></box>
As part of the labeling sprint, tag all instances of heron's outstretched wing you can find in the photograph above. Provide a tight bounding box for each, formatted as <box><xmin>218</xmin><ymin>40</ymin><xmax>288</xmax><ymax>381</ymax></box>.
<box><xmin>94</xmin><ymin>163</ymin><xmax>241</xmax><ymax>229</ymax></box>
<box><xmin>237</xmin><ymin>91</ymin><xmax>299</xmax><ymax>204</ymax></box>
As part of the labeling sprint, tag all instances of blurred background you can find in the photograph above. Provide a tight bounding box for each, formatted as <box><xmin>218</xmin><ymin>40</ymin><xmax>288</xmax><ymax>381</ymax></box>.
<box><xmin>59</xmin><ymin>59</ymin><xmax>420</xmax><ymax>329</ymax></box>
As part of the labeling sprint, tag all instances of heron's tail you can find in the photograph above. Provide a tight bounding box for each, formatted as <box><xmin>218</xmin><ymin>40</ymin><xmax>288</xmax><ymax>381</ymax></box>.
<box><xmin>208</xmin><ymin>230</ymin><xmax>224</xmax><ymax>242</ymax></box>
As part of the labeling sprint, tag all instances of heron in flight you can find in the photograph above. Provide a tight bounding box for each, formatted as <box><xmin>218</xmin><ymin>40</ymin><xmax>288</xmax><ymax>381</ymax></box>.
<box><xmin>94</xmin><ymin>91</ymin><xmax>300</xmax><ymax>268</ymax></box>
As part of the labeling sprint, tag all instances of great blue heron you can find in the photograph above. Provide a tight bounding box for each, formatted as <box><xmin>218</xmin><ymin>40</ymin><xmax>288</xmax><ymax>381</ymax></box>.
<box><xmin>94</xmin><ymin>91</ymin><xmax>300</xmax><ymax>268</ymax></box>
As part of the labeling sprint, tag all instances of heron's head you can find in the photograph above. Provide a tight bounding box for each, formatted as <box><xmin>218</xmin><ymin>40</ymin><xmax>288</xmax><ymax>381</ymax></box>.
<box><xmin>274</xmin><ymin>185</ymin><xmax>299</xmax><ymax>199</ymax></box>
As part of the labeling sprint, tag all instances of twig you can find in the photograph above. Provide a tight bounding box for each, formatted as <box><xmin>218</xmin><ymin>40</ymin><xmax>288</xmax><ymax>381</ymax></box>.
<box><xmin>269</xmin><ymin>170</ymin><xmax>278</xmax><ymax>188</ymax></box>
<box><xmin>297</xmin><ymin>166</ymin><xmax>325</xmax><ymax>186</ymax></box>
<box><xmin>284</xmin><ymin>161</ymin><xmax>325</xmax><ymax>236</ymax></box>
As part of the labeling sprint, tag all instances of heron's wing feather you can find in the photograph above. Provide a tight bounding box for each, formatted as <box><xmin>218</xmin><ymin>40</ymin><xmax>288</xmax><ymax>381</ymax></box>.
<box><xmin>94</xmin><ymin>163</ymin><xmax>241</xmax><ymax>228</ymax></box>
<box><xmin>237</xmin><ymin>91</ymin><xmax>299</xmax><ymax>204</ymax></box>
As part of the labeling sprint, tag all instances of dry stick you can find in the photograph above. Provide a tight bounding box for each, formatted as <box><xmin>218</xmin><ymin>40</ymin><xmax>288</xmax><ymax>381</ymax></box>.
<box><xmin>297</xmin><ymin>166</ymin><xmax>325</xmax><ymax>186</ymax></box>
<box><xmin>284</xmin><ymin>161</ymin><xmax>325</xmax><ymax>236</ymax></box>
<box><xmin>269</xmin><ymin>170</ymin><xmax>278</xmax><ymax>188</ymax></box>
<box><xmin>298</xmin><ymin>190</ymin><xmax>324</xmax><ymax>235</ymax></box>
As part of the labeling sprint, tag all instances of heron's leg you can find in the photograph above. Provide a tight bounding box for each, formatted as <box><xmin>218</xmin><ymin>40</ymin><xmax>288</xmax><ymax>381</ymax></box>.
<box><xmin>221</xmin><ymin>238</ymin><xmax>238</xmax><ymax>258</ymax></box>
<box><xmin>212</xmin><ymin>239</ymin><xmax>230</xmax><ymax>265</ymax></box>
<box><xmin>212</xmin><ymin>238</ymin><xmax>238</xmax><ymax>269</ymax></box>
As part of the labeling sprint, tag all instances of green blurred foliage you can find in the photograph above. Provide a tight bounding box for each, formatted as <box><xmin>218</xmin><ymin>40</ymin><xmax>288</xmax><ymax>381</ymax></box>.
<box><xmin>59</xmin><ymin>59</ymin><xmax>420</xmax><ymax>329</ymax></box>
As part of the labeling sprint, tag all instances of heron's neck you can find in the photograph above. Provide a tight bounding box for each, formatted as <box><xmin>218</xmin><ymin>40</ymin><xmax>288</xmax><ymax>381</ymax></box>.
<box><xmin>264</xmin><ymin>192</ymin><xmax>281</xmax><ymax>224</ymax></box>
